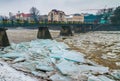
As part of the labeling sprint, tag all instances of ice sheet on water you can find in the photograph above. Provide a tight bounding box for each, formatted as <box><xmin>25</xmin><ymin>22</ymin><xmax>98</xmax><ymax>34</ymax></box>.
<box><xmin>11</xmin><ymin>42</ymin><xmax>30</xmax><ymax>52</ymax></box>
<box><xmin>56</xmin><ymin>60</ymin><xmax>79</xmax><ymax>75</ymax></box>
<box><xmin>0</xmin><ymin>61</ymin><xmax>38</xmax><ymax>81</ymax></box>
<box><xmin>1</xmin><ymin>39</ymin><xmax>118</xmax><ymax>81</ymax></box>
<box><xmin>50</xmin><ymin>50</ymin><xmax>64</xmax><ymax>60</ymax></box>
<box><xmin>62</xmin><ymin>51</ymin><xmax>85</xmax><ymax>63</ymax></box>
<box><xmin>56</xmin><ymin>59</ymin><xmax>109</xmax><ymax>76</ymax></box>
<box><xmin>50</xmin><ymin>50</ymin><xmax>85</xmax><ymax>63</ymax></box>
<box><xmin>111</xmin><ymin>70</ymin><xmax>120</xmax><ymax>80</ymax></box>
<box><xmin>12</xmin><ymin>61</ymin><xmax>38</xmax><ymax>73</ymax></box>
<box><xmin>88</xmin><ymin>75</ymin><xmax>115</xmax><ymax>81</ymax></box>
<box><xmin>1</xmin><ymin>52</ymin><xmax>25</xmax><ymax>59</ymax></box>
<box><xmin>36</xmin><ymin>64</ymin><xmax>54</xmax><ymax>72</ymax></box>
<box><xmin>10</xmin><ymin>43</ymin><xmax>16</xmax><ymax>49</ymax></box>
<box><xmin>78</xmin><ymin>65</ymin><xmax>109</xmax><ymax>74</ymax></box>
<box><xmin>50</xmin><ymin>73</ymin><xmax>73</xmax><ymax>81</ymax></box>
<box><xmin>32</xmin><ymin>71</ymin><xmax>48</xmax><ymax>78</ymax></box>
<box><xmin>29</xmin><ymin>47</ymin><xmax>49</xmax><ymax>58</ymax></box>
<box><xmin>13</xmin><ymin>57</ymin><xmax>26</xmax><ymax>63</ymax></box>
<box><xmin>50</xmin><ymin>54</ymin><xmax>62</xmax><ymax>60</ymax></box>
<box><xmin>30</xmin><ymin>39</ymin><xmax>68</xmax><ymax>49</ymax></box>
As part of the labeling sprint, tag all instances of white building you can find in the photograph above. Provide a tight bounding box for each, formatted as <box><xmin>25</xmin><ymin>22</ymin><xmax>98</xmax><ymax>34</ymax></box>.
<box><xmin>64</xmin><ymin>14</ymin><xmax>84</xmax><ymax>23</ymax></box>
<box><xmin>48</xmin><ymin>9</ymin><xmax>65</xmax><ymax>22</ymax></box>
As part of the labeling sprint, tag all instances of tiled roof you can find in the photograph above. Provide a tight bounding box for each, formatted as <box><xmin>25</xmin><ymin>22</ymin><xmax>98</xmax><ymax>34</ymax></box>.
<box><xmin>16</xmin><ymin>13</ymin><xmax>31</xmax><ymax>17</ymax></box>
<box><xmin>21</xmin><ymin>13</ymin><xmax>31</xmax><ymax>17</ymax></box>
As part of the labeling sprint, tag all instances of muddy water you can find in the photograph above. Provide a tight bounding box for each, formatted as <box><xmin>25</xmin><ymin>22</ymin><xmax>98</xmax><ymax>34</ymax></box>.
<box><xmin>58</xmin><ymin>31</ymin><xmax>120</xmax><ymax>70</ymax></box>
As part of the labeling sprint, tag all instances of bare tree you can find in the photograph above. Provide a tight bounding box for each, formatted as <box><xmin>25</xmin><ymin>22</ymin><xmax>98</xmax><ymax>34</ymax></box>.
<box><xmin>110</xmin><ymin>6</ymin><xmax>120</xmax><ymax>24</ymax></box>
<box><xmin>30</xmin><ymin>7</ymin><xmax>40</xmax><ymax>24</ymax></box>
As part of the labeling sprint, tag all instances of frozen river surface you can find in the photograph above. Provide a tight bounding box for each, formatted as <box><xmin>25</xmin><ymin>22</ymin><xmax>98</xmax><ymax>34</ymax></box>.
<box><xmin>0</xmin><ymin>29</ymin><xmax>119</xmax><ymax>81</ymax></box>
<box><xmin>0</xmin><ymin>39</ymin><xmax>120</xmax><ymax>81</ymax></box>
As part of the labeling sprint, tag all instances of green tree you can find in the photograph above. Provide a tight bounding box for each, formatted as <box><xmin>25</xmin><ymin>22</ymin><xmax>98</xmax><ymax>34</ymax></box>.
<box><xmin>110</xmin><ymin>6</ymin><xmax>120</xmax><ymax>24</ymax></box>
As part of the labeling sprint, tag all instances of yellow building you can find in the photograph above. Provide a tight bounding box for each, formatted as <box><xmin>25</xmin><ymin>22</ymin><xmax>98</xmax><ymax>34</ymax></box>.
<box><xmin>64</xmin><ymin>14</ymin><xmax>84</xmax><ymax>23</ymax></box>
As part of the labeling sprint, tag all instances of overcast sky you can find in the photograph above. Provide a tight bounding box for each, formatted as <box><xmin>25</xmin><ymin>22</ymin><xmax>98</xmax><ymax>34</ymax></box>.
<box><xmin>0</xmin><ymin>0</ymin><xmax>120</xmax><ymax>16</ymax></box>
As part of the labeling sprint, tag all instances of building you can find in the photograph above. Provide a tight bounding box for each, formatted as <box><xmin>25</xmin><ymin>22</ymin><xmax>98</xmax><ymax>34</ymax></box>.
<box><xmin>15</xmin><ymin>12</ymin><xmax>33</xmax><ymax>22</ymax></box>
<box><xmin>48</xmin><ymin>10</ymin><xmax>84</xmax><ymax>23</ymax></box>
<box><xmin>84</xmin><ymin>14</ymin><xmax>101</xmax><ymax>24</ymax></box>
<box><xmin>39</xmin><ymin>15</ymin><xmax>48</xmax><ymax>22</ymax></box>
<box><xmin>64</xmin><ymin>14</ymin><xmax>84</xmax><ymax>23</ymax></box>
<box><xmin>48</xmin><ymin>9</ymin><xmax>65</xmax><ymax>22</ymax></box>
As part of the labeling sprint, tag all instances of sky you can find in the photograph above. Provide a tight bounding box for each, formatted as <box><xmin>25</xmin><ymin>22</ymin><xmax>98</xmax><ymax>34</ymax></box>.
<box><xmin>0</xmin><ymin>0</ymin><xmax>120</xmax><ymax>16</ymax></box>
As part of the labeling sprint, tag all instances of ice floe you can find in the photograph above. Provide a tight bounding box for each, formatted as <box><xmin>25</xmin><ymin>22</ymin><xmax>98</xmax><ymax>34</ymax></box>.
<box><xmin>0</xmin><ymin>39</ymin><xmax>119</xmax><ymax>81</ymax></box>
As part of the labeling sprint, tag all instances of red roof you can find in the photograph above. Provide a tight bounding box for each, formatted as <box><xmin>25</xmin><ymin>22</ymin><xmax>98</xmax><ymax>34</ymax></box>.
<box><xmin>16</xmin><ymin>13</ymin><xmax>31</xmax><ymax>17</ymax></box>
<box><xmin>21</xmin><ymin>13</ymin><xmax>31</xmax><ymax>17</ymax></box>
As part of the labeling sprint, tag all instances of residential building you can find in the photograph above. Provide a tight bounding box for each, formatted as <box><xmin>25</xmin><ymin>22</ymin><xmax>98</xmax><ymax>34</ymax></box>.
<box><xmin>15</xmin><ymin>12</ymin><xmax>33</xmax><ymax>22</ymax></box>
<box><xmin>64</xmin><ymin>14</ymin><xmax>84</xmax><ymax>23</ymax></box>
<box><xmin>48</xmin><ymin>9</ymin><xmax>65</xmax><ymax>22</ymax></box>
<box><xmin>39</xmin><ymin>15</ymin><xmax>48</xmax><ymax>22</ymax></box>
